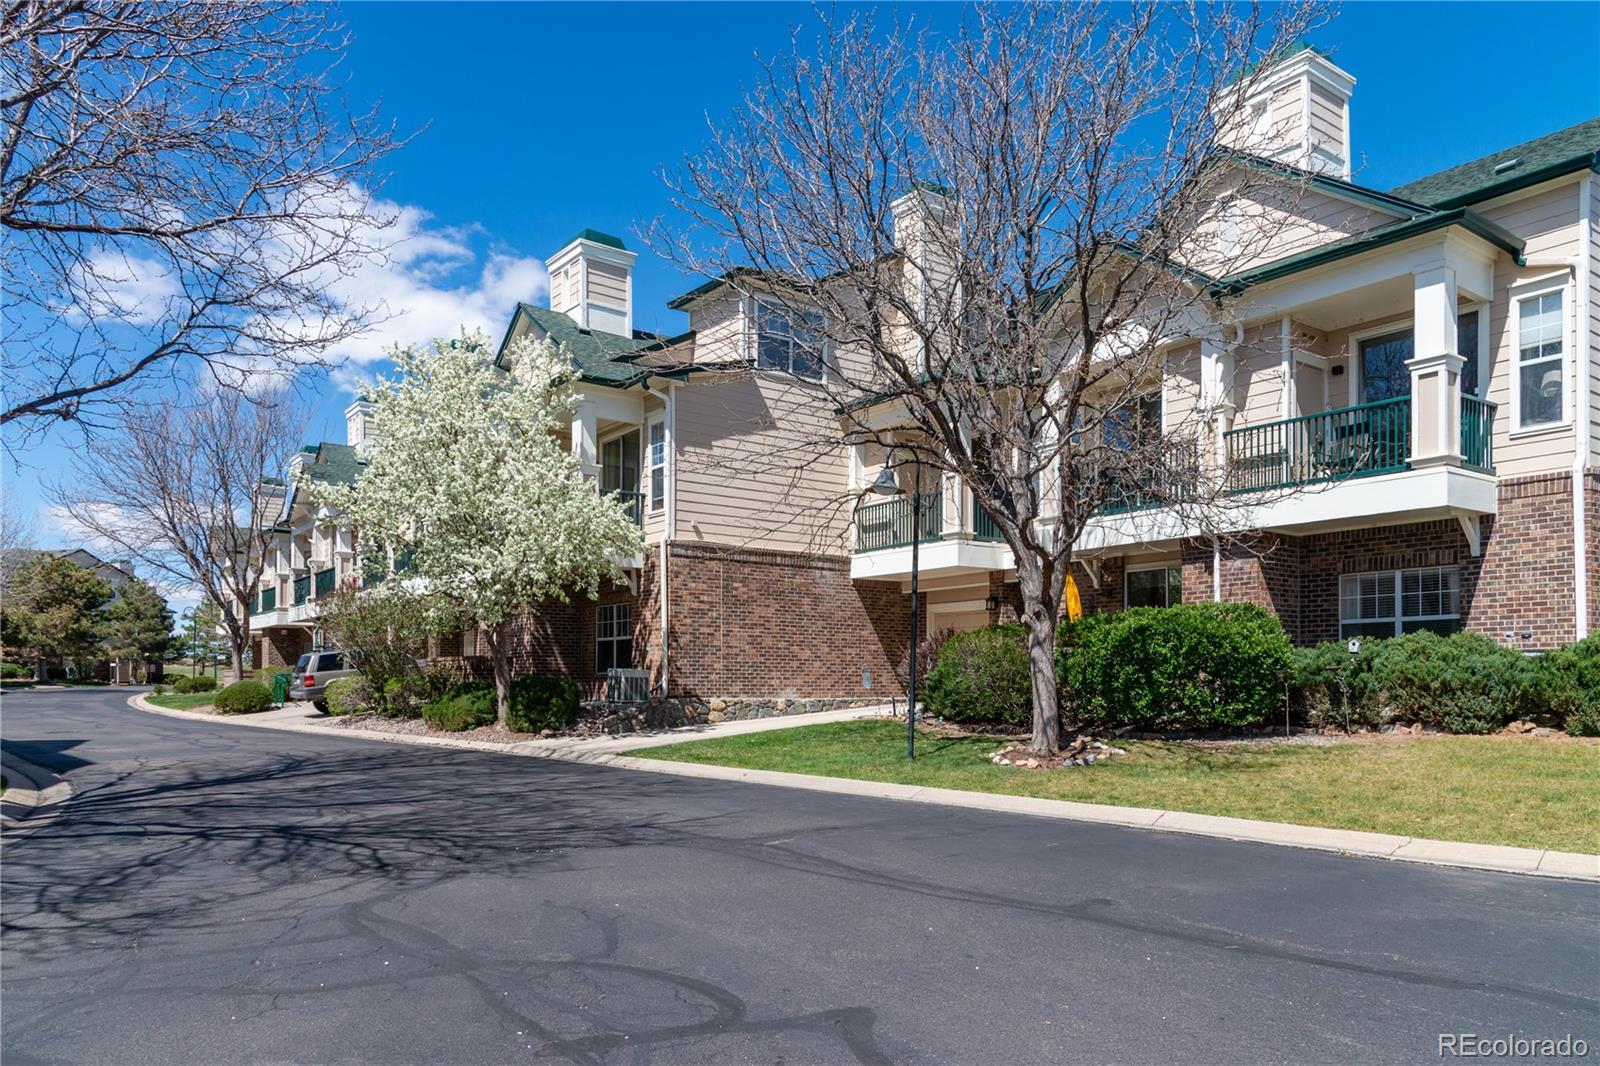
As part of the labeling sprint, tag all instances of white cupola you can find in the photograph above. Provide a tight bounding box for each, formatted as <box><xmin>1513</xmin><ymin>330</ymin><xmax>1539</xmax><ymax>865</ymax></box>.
<box><xmin>1219</xmin><ymin>44</ymin><xmax>1355</xmax><ymax>179</ymax></box>
<box><xmin>547</xmin><ymin>229</ymin><xmax>637</xmax><ymax>337</ymax></box>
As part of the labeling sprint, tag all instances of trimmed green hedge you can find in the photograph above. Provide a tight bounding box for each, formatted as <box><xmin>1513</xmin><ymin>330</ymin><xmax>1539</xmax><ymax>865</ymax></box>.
<box><xmin>1292</xmin><ymin>631</ymin><xmax>1539</xmax><ymax>734</ymax></box>
<box><xmin>419</xmin><ymin>676</ymin><xmax>583</xmax><ymax>733</ymax></box>
<box><xmin>1058</xmin><ymin>604</ymin><xmax>1293</xmax><ymax>731</ymax></box>
<box><xmin>507</xmin><ymin>676</ymin><xmax>581</xmax><ymax>733</ymax></box>
<box><xmin>421</xmin><ymin>683</ymin><xmax>496</xmax><ymax>732</ymax></box>
<box><xmin>1</xmin><ymin>662</ymin><xmax>32</xmax><ymax>679</ymax></box>
<box><xmin>172</xmin><ymin>674</ymin><xmax>217</xmax><ymax>694</ymax></box>
<box><xmin>922</xmin><ymin>624</ymin><xmax>1033</xmax><ymax>728</ymax></box>
<box><xmin>213</xmin><ymin>680</ymin><xmax>272</xmax><ymax>715</ymax></box>
<box><xmin>1536</xmin><ymin>634</ymin><xmax>1600</xmax><ymax>736</ymax></box>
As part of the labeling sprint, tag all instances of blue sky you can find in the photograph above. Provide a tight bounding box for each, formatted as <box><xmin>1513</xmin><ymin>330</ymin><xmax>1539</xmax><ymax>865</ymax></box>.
<box><xmin>9</xmin><ymin>1</ymin><xmax>1599</xmax><ymax>604</ymax></box>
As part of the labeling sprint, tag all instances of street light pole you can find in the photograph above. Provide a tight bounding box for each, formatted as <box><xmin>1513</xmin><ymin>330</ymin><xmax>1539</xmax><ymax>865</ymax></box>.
<box><xmin>869</xmin><ymin>449</ymin><xmax>922</xmax><ymax>760</ymax></box>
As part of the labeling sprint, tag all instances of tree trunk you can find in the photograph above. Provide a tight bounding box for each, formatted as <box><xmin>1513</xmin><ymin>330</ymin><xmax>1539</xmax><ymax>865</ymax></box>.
<box><xmin>486</xmin><ymin>622</ymin><xmax>511</xmax><ymax>730</ymax></box>
<box><xmin>1014</xmin><ymin>553</ymin><xmax>1064</xmax><ymax>755</ymax></box>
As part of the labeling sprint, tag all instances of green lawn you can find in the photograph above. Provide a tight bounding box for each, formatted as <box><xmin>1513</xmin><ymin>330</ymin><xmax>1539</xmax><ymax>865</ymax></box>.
<box><xmin>147</xmin><ymin>692</ymin><xmax>217</xmax><ymax>711</ymax></box>
<box><xmin>636</xmin><ymin>719</ymin><xmax>1600</xmax><ymax>853</ymax></box>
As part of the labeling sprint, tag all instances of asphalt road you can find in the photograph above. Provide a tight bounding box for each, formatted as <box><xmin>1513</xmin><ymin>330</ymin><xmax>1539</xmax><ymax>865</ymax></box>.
<box><xmin>2</xmin><ymin>687</ymin><xmax>1596</xmax><ymax>1065</ymax></box>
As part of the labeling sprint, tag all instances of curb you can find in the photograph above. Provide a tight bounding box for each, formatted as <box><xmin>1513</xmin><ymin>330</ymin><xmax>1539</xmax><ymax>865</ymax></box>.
<box><xmin>1</xmin><ymin>749</ymin><xmax>73</xmax><ymax>838</ymax></box>
<box><xmin>126</xmin><ymin>695</ymin><xmax>1600</xmax><ymax>882</ymax></box>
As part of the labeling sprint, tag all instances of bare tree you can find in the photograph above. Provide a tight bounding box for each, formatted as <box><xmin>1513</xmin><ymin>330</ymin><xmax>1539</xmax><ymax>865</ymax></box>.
<box><xmin>651</xmin><ymin>2</ymin><xmax>1329</xmax><ymax>754</ymax></box>
<box><xmin>47</xmin><ymin>387</ymin><xmax>305</xmax><ymax>678</ymax></box>
<box><xmin>0</xmin><ymin>498</ymin><xmax>37</xmax><ymax>590</ymax></box>
<box><xmin>2</xmin><ymin>1</ymin><xmax>402</xmax><ymax>436</ymax></box>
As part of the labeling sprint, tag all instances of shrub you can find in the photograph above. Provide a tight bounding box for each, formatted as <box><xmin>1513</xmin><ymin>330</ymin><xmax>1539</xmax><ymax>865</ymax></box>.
<box><xmin>213</xmin><ymin>680</ymin><xmax>272</xmax><ymax>714</ymax></box>
<box><xmin>1535</xmin><ymin>635</ymin><xmax>1600</xmax><ymax>736</ymax></box>
<box><xmin>1059</xmin><ymin>604</ymin><xmax>1292</xmax><ymax>731</ymax></box>
<box><xmin>151</xmin><ymin>683</ymin><xmax>169</xmax><ymax>695</ymax></box>
<box><xmin>922</xmin><ymin>623</ymin><xmax>1033</xmax><ymax>728</ymax></box>
<box><xmin>421</xmin><ymin>683</ymin><xmax>495</xmax><ymax>732</ymax></box>
<box><xmin>172</xmin><ymin>674</ymin><xmax>217</xmax><ymax>694</ymax></box>
<box><xmin>1288</xmin><ymin>641</ymin><xmax>1382</xmax><ymax>729</ymax></box>
<box><xmin>322</xmin><ymin>676</ymin><xmax>372</xmax><ymax>717</ymax></box>
<box><xmin>507</xmin><ymin>675</ymin><xmax>581</xmax><ymax>733</ymax></box>
<box><xmin>0</xmin><ymin>662</ymin><xmax>31</xmax><ymax>679</ymax></box>
<box><xmin>1364</xmin><ymin>630</ymin><xmax>1536</xmax><ymax>734</ymax></box>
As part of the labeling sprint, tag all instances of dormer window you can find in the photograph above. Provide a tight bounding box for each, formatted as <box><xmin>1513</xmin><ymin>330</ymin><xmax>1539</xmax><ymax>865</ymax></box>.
<box><xmin>753</xmin><ymin>299</ymin><xmax>826</xmax><ymax>382</ymax></box>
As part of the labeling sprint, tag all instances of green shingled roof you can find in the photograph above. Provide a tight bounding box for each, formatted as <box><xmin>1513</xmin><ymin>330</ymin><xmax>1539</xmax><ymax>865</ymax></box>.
<box><xmin>494</xmin><ymin>303</ymin><xmax>668</xmax><ymax>385</ymax></box>
<box><xmin>1390</xmin><ymin>118</ymin><xmax>1600</xmax><ymax>208</ymax></box>
<box><xmin>564</xmin><ymin>228</ymin><xmax>627</xmax><ymax>251</ymax></box>
<box><xmin>302</xmin><ymin>442</ymin><xmax>365</xmax><ymax>486</ymax></box>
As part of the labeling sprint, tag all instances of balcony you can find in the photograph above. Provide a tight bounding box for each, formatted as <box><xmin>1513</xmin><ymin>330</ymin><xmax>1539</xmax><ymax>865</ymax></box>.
<box><xmin>1224</xmin><ymin>394</ymin><xmax>1494</xmax><ymax>493</ymax></box>
<box><xmin>293</xmin><ymin>574</ymin><xmax>310</xmax><ymax>606</ymax></box>
<box><xmin>853</xmin><ymin>489</ymin><xmax>943</xmax><ymax>552</ymax></box>
<box><xmin>607</xmin><ymin>489</ymin><xmax>644</xmax><ymax>527</ymax></box>
<box><xmin>314</xmin><ymin>567</ymin><xmax>337</xmax><ymax>597</ymax></box>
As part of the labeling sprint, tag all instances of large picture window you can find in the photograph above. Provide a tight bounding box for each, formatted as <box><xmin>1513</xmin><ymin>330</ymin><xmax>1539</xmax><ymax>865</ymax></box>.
<box><xmin>1126</xmin><ymin>565</ymin><xmax>1182</xmax><ymax>609</ymax></box>
<box><xmin>1339</xmin><ymin>566</ymin><xmax>1460</xmax><ymax>638</ymax></box>
<box><xmin>1515</xmin><ymin>289</ymin><xmax>1564</xmax><ymax>428</ymax></box>
<box><xmin>596</xmin><ymin>603</ymin><xmax>633</xmax><ymax>674</ymax></box>
<box><xmin>754</xmin><ymin>299</ymin><xmax>825</xmax><ymax>381</ymax></box>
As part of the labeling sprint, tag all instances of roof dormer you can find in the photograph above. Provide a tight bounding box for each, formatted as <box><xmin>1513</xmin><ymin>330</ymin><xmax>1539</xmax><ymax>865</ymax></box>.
<box><xmin>1219</xmin><ymin>44</ymin><xmax>1355</xmax><ymax>179</ymax></box>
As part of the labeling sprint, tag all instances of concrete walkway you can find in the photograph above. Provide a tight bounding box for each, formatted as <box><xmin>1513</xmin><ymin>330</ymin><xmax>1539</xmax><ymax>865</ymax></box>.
<box><xmin>127</xmin><ymin>693</ymin><xmax>1599</xmax><ymax>882</ymax></box>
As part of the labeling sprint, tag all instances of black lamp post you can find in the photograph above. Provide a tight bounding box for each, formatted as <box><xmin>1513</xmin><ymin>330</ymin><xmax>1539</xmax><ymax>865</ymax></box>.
<box><xmin>869</xmin><ymin>450</ymin><xmax>922</xmax><ymax>759</ymax></box>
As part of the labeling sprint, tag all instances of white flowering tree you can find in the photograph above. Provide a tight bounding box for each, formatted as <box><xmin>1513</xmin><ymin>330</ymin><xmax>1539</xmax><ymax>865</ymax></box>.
<box><xmin>308</xmin><ymin>332</ymin><xmax>644</xmax><ymax>728</ymax></box>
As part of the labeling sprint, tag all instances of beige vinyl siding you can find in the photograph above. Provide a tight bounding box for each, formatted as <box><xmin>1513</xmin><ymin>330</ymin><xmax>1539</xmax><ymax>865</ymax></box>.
<box><xmin>1230</xmin><ymin>320</ymin><xmax>1288</xmax><ymax>428</ymax></box>
<box><xmin>1162</xmin><ymin>341</ymin><xmax>1204</xmax><ymax>437</ymax></box>
<box><xmin>1477</xmin><ymin>181</ymin><xmax>1583</xmax><ymax>477</ymax></box>
<box><xmin>672</xmin><ymin>370</ymin><xmax>851</xmax><ymax>554</ymax></box>
<box><xmin>550</xmin><ymin>265</ymin><xmax>577</xmax><ymax>316</ymax></box>
<box><xmin>588</xmin><ymin>260</ymin><xmax>629</xmax><ymax>308</ymax></box>
<box><xmin>1307</xmin><ymin>83</ymin><xmax>1344</xmax><ymax>150</ymax></box>
<box><xmin>687</xmin><ymin>293</ymin><xmax>746</xmax><ymax>363</ymax></box>
<box><xmin>1179</xmin><ymin>174</ymin><xmax>1403</xmax><ymax>277</ymax></box>
<box><xmin>1269</xmin><ymin>81</ymin><xmax>1302</xmax><ymax>133</ymax></box>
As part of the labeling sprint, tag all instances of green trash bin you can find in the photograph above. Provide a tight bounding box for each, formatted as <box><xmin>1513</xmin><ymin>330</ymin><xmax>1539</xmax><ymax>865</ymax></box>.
<box><xmin>271</xmin><ymin>671</ymin><xmax>290</xmax><ymax>707</ymax></box>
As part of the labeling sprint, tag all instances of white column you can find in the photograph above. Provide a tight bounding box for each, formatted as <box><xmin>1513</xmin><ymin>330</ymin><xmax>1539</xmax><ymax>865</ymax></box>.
<box><xmin>1407</xmin><ymin>265</ymin><xmax>1464</xmax><ymax>467</ymax></box>
<box><xmin>571</xmin><ymin>399</ymin><xmax>599</xmax><ymax>480</ymax></box>
<box><xmin>1201</xmin><ymin>335</ymin><xmax>1237</xmax><ymax>481</ymax></box>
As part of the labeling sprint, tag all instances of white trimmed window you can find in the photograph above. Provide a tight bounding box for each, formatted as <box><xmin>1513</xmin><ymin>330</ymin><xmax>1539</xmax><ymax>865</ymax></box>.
<box><xmin>1514</xmin><ymin>288</ymin><xmax>1564</xmax><ymax>428</ymax></box>
<box><xmin>1339</xmin><ymin>566</ymin><xmax>1461</xmax><ymax>638</ymax></box>
<box><xmin>647</xmin><ymin>418</ymin><xmax>667</xmax><ymax>512</ymax></box>
<box><xmin>753</xmin><ymin>299</ymin><xmax>826</xmax><ymax>381</ymax></box>
<box><xmin>1125</xmin><ymin>564</ymin><xmax>1182</xmax><ymax>609</ymax></box>
<box><xmin>596</xmin><ymin>603</ymin><xmax>633</xmax><ymax>674</ymax></box>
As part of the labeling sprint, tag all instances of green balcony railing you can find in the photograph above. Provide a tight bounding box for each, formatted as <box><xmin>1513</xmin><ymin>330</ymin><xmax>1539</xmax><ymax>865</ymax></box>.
<box><xmin>854</xmin><ymin>488</ymin><xmax>943</xmax><ymax>552</ymax></box>
<box><xmin>608</xmin><ymin>489</ymin><xmax>644</xmax><ymax>526</ymax></box>
<box><xmin>1461</xmin><ymin>395</ymin><xmax>1496</xmax><ymax>473</ymax></box>
<box><xmin>973</xmin><ymin>506</ymin><xmax>1002</xmax><ymax>542</ymax></box>
<box><xmin>1225</xmin><ymin>396</ymin><xmax>1411</xmax><ymax>493</ymax></box>
<box><xmin>292</xmin><ymin>574</ymin><xmax>310</xmax><ymax>606</ymax></box>
<box><xmin>314</xmin><ymin>567</ymin><xmax>337</xmax><ymax>598</ymax></box>
<box><xmin>257</xmin><ymin>587</ymin><xmax>276</xmax><ymax>614</ymax></box>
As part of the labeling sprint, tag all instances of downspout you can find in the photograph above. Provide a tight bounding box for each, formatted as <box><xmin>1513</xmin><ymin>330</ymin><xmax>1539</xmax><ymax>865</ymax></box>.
<box><xmin>1574</xmin><ymin>174</ymin><xmax>1594</xmax><ymax>640</ymax></box>
<box><xmin>659</xmin><ymin>382</ymin><xmax>678</xmax><ymax>695</ymax></box>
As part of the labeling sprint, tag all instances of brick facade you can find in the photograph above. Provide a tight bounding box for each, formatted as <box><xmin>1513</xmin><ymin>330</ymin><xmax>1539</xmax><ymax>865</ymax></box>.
<box><xmin>253</xmin><ymin>626</ymin><xmax>312</xmax><ymax>668</ymax></box>
<box><xmin>662</xmin><ymin>542</ymin><xmax>914</xmax><ymax>699</ymax></box>
<box><xmin>1072</xmin><ymin>473</ymin><xmax>1586</xmax><ymax>650</ymax></box>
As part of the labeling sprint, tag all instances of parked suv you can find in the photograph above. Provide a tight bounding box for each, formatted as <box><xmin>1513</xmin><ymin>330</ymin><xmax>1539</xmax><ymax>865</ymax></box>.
<box><xmin>288</xmin><ymin>649</ymin><xmax>353</xmax><ymax>711</ymax></box>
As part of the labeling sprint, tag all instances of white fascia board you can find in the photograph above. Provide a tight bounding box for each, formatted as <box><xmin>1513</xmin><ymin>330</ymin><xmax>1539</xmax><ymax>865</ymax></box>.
<box><xmin>849</xmin><ymin>538</ymin><xmax>1013</xmax><ymax>581</ymax></box>
<box><xmin>1078</xmin><ymin>466</ymin><xmax>1499</xmax><ymax>552</ymax></box>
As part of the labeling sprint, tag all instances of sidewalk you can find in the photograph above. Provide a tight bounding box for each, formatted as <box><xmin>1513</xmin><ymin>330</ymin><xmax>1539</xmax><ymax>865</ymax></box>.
<box><xmin>127</xmin><ymin>693</ymin><xmax>1600</xmax><ymax>882</ymax></box>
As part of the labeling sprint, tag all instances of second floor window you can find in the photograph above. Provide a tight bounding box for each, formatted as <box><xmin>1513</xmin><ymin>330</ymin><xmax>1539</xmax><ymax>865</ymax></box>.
<box><xmin>648</xmin><ymin>419</ymin><xmax>666</xmax><ymax>511</ymax></box>
<box><xmin>1516</xmin><ymin>289</ymin><xmax>1564</xmax><ymax>428</ymax></box>
<box><xmin>754</xmin><ymin>300</ymin><xmax>825</xmax><ymax>381</ymax></box>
